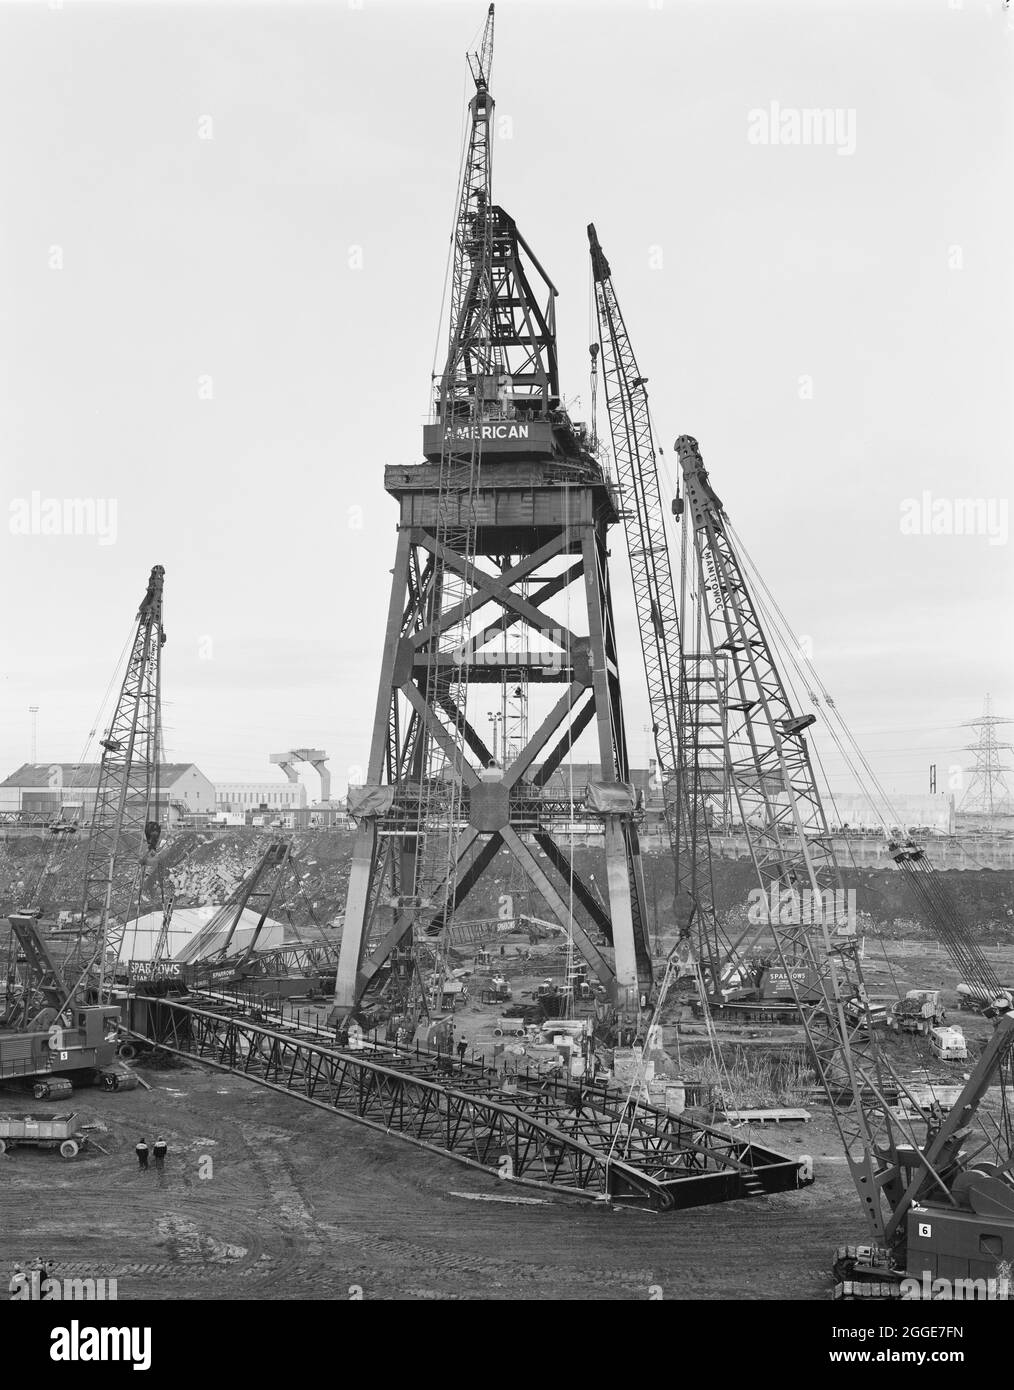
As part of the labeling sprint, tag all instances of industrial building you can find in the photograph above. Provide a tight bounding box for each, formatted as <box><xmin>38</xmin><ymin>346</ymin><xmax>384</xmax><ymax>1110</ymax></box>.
<box><xmin>0</xmin><ymin>762</ymin><xmax>216</xmax><ymax>824</ymax></box>
<box><xmin>215</xmin><ymin>781</ymin><xmax>308</xmax><ymax>813</ymax></box>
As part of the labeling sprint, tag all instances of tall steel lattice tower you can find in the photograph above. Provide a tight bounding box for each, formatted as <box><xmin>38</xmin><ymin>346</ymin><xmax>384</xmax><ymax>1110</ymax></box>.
<box><xmin>332</xmin><ymin>6</ymin><xmax>652</xmax><ymax>1025</ymax></box>
<box><xmin>959</xmin><ymin>694</ymin><xmax>1013</xmax><ymax>824</ymax></box>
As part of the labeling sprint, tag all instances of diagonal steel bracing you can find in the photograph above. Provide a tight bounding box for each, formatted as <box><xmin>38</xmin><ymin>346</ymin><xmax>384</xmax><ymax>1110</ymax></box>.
<box><xmin>334</xmin><ymin>500</ymin><xmax>654</xmax><ymax>1019</ymax></box>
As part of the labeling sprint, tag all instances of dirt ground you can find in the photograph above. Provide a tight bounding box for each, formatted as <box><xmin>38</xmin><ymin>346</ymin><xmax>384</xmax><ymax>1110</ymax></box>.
<box><xmin>0</xmin><ymin>1062</ymin><xmax>857</xmax><ymax>1301</ymax></box>
<box><xmin>3</xmin><ymin>936</ymin><xmax>1010</xmax><ymax>1301</ymax></box>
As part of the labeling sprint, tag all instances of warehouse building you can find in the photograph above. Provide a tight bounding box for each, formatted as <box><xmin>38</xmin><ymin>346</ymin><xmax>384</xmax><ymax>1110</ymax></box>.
<box><xmin>0</xmin><ymin>762</ymin><xmax>216</xmax><ymax>825</ymax></box>
<box><xmin>215</xmin><ymin>781</ymin><xmax>308</xmax><ymax>812</ymax></box>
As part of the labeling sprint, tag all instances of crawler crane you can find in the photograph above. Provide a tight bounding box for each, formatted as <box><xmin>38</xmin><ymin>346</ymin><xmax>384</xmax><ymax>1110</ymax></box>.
<box><xmin>62</xmin><ymin>563</ymin><xmax>166</xmax><ymax>1002</ymax></box>
<box><xmin>0</xmin><ymin>565</ymin><xmax>165</xmax><ymax>1082</ymax></box>
<box><xmin>675</xmin><ymin>436</ymin><xmax>1014</xmax><ymax>1295</ymax></box>
<box><xmin>589</xmin><ymin>224</ymin><xmax>1013</xmax><ymax>1292</ymax></box>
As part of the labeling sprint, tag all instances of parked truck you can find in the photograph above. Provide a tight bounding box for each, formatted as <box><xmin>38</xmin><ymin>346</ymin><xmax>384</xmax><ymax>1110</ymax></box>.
<box><xmin>888</xmin><ymin>989</ymin><xmax>946</xmax><ymax>1035</ymax></box>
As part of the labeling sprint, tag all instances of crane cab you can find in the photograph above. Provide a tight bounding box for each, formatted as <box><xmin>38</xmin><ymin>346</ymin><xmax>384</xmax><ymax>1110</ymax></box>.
<box><xmin>67</xmin><ymin>1005</ymin><xmax>121</xmax><ymax>1049</ymax></box>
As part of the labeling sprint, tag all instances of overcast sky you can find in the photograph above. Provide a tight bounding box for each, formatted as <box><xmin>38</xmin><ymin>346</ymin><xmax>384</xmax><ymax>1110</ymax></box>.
<box><xmin>1</xmin><ymin>0</ymin><xmax>1011</xmax><ymax>804</ymax></box>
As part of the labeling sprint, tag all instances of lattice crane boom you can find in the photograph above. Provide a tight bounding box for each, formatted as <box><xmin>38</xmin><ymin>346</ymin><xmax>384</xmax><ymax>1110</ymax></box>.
<box><xmin>675</xmin><ymin>436</ymin><xmax>844</xmax><ymax>950</ymax></box>
<box><xmin>63</xmin><ymin>564</ymin><xmax>166</xmax><ymax>1003</ymax></box>
<box><xmin>441</xmin><ymin>1</ymin><xmax>497</xmax><ymax>413</ymax></box>
<box><xmin>588</xmin><ymin>226</ymin><xmax>724</xmax><ymax>981</ymax></box>
<box><xmin>175</xmin><ymin>841</ymin><xmax>292</xmax><ymax>974</ymax></box>
<box><xmin>677</xmin><ymin>436</ymin><xmax>1014</xmax><ymax>1269</ymax></box>
<box><xmin>406</xmin><ymin>0</ymin><xmax>500</xmax><ymax>1014</ymax></box>
<box><xmin>151</xmin><ymin>883</ymin><xmax>176</xmax><ymax>965</ymax></box>
<box><xmin>468</xmin><ymin>3</ymin><xmax>495</xmax><ymax>89</ymax></box>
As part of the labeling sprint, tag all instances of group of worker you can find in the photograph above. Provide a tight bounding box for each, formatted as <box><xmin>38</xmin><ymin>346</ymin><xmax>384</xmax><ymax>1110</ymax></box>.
<box><xmin>135</xmin><ymin>1137</ymin><xmax>168</xmax><ymax>1172</ymax></box>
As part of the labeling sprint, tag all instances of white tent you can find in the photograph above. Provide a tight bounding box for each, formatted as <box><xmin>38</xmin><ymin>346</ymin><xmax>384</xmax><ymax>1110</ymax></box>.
<box><xmin>120</xmin><ymin>906</ymin><xmax>287</xmax><ymax>964</ymax></box>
